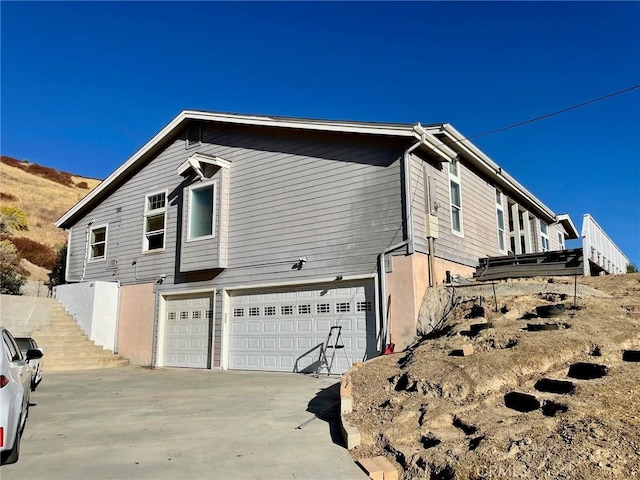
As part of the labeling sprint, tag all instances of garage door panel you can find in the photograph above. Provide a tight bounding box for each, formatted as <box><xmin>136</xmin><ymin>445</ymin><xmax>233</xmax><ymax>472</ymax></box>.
<box><xmin>280</xmin><ymin>321</ymin><xmax>294</xmax><ymax>332</ymax></box>
<box><xmin>297</xmin><ymin>320</ymin><xmax>312</xmax><ymax>332</ymax></box>
<box><xmin>164</xmin><ymin>293</ymin><xmax>213</xmax><ymax>369</ymax></box>
<box><xmin>229</xmin><ymin>282</ymin><xmax>377</xmax><ymax>373</ymax></box>
<box><xmin>280</xmin><ymin>338</ymin><xmax>294</xmax><ymax>349</ymax></box>
<box><xmin>263</xmin><ymin>338</ymin><xmax>277</xmax><ymax>349</ymax></box>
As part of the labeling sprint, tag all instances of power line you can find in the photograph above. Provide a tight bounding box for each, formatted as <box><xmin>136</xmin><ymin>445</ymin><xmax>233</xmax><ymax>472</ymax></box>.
<box><xmin>464</xmin><ymin>84</ymin><xmax>640</xmax><ymax>141</ymax></box>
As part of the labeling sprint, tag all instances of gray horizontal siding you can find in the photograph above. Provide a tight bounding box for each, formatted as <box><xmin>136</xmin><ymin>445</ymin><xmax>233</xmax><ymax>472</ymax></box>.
<box><xmin>410</xmin><ymin>155</ymin><xmax>504</xmax><ymax>267</ymax></box>
<box><xmin>66</xmin><ymin>123</ymin><xmax>405</xmax><ymax>289</ymax></box>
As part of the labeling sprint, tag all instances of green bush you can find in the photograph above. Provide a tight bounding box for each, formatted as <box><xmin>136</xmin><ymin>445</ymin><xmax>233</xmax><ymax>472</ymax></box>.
<box><xmin>0</xmin><ymin>206</ymin><xmax>28</xmax><ymax>232</ymax></box>
<box><xmin>0</xmin><ymin>240</ymin><xmax>25</xmax><ymax>295</ymax></box>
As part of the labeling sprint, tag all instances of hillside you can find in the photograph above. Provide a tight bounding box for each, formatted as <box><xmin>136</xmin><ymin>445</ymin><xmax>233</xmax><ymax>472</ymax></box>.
<box><xmin>1</xmin><ymin>156</ymin><xmax>100</xmax><ymax>247</ymax></box>
<box><xmin>0</xmin><ymin>156</ymin><xmax>101</xmax><ymax>279</ymax></box>
<box><xmin>347</xmin><ymin>274</ymin><xmax>640</xmax><ymax>480</ymax></box>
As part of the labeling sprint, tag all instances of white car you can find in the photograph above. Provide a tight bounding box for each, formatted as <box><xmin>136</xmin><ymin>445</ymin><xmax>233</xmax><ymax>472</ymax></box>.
<box><xmin>1</xmin><ymin>327</ymin><xmax>42</xmax><ymax>465</ymax></box>
<box><xmin>15</xmin><ymin>338</ymin><xmax>44</xmax><ymax>391</ymax></box>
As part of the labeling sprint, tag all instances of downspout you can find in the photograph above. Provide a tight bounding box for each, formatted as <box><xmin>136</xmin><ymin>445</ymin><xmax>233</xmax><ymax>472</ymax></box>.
<box><xmin>378</xmin><ymin>137</ymin><xmax>425</xmax><ymax>349</ymax></box>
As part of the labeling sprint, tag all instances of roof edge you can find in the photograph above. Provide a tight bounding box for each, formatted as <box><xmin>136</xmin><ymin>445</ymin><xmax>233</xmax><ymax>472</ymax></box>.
<box><xmin>57</xmin><ymin>111</ymin><xmax>422</xmax><ymax>228</ymax></box>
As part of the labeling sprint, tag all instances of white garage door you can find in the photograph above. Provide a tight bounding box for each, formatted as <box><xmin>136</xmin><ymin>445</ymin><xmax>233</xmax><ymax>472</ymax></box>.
<box><xmin>164</xmin><ymin>294</ymin><xmax>214</xmax><ymax>368</ymax></box>
<box><xmin>229</xmin><ymin>282</ymin><xmax>377</xmax><ymax>374</ymax></box>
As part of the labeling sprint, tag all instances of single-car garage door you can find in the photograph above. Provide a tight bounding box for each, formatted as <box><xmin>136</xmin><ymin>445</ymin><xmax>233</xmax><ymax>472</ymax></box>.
<box><xmin>229</xmin><ymin>282</ymin><xmax>377</xmax><ymax>374</ymax></box>
<box><xmin>164</xmin><ymin>293</ymin><xmax>214</xmax><ymax>368</ymax></box>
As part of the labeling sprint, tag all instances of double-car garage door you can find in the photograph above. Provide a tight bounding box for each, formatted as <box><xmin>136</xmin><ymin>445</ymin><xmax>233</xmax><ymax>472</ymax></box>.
<box><xmin>229</xmin><ymin>282</ymin><xmax>377</xmax><ymax>374</ymax></box>
<box><xmin>163</xmin><ymin>281</ymin><xmax>377</xmax><ymax>373</ymax></box>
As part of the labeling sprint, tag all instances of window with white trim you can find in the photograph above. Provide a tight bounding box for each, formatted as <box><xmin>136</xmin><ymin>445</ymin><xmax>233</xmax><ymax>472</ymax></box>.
<box><xmin>540</xmin><ymin>222</ymin><xmax>550</xmax><ymax>252</ymax></box>
<box><xmin>448</xmin><ymin>159</ymin><xmax>463</xmax><ymax>235</ymax></box>
<box><xmin>89</xmin><ymin>224</ymin><xmax>107</xmax><ymax>261</ymax></box>
<box><xmin>495</xmin><ymin>190</ymin><xmax>506</xmax><ymax>253</ymax></box>
<box><xmin>558</xmin><ymin>232</ymin><xmax>565</xmax><ymax>250</ymax></box>
<box><xmin>187</xmin><ymin>180</ymin><xmax>216</xmax><ymax>240</ymax></box>
<box><xmin>143</xmin><ymin>191</ymin><xmax>167</xmax><ymax>251</ymax></box>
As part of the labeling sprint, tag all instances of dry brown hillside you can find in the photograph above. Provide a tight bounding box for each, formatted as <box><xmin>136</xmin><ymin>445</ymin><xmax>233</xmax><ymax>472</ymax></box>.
<box><xmin>347</xmin><ymin>274</ymin><xmax>640</xmax><ymax>480</ymax></box>
<box><xmin>0</xmin><ymin>156</ymin><xmax>100</xmax><ymax>248</ymax></box>
<box><xmin>1</xmin><ymin>157</ymin><xmax>101</xmax><ymax>282</ymax></box>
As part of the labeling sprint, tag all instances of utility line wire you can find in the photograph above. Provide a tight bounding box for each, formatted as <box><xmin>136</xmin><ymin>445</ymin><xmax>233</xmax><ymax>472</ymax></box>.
<box><xmin>462</xmin><ymin>84</ymin><xmax>640</xmax><ymax>141</ymax></box>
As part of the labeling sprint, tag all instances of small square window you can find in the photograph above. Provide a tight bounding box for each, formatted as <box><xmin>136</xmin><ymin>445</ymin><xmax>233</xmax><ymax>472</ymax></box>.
<box><xmin>192</xmin><ymin>311</ymin><xmax>202</xmax><ymax>319</ymax></box>
<box><xmin>298</xmin><ymin>305</ymin><xmax>311</xmax><ymax>315</ymax></box>
<box><xmin>249</xmin><ymin>307</ymin><xmax>260</xmax><ymax>317</ymax></box>
<box><xmin>168</xmin><ymin>312</ymin><xmax>176</xmax><ymax>320</ymax></box>
<box><xmin>233</xmin><ymin>308</ymin><xmax>244</xmax><ymax>318</ymax></box>
<box><xmin>187</xmin><ymin>122</ymin><xmax>202</xmax><ymax>148</ymax></box>
<box><xmin>264</xmin><ymin>306</ymin><xmax>276</xmax><ymax>316</ymax></box>
<box><xmin>205</xmin><ymin>310</ymin><xmax>214</xmax><ymax>319</ymax></box>
<box><xmin>180</xmin><ymin>311</ymin><xmax>189</xmax><ymax>320</ymax></box>
<box><xmin>336</xmin><ymin>302</ymin><xmax>350</xmax><ymax>313</ymax></box>
<box><xmin>281</xmin><ymin>305</ymin><xmax>293</xmax><ymax>315</ymax></box>
<box><xmin>356</xmin><ymin>301</ymin><xmax>372</xmax><ymax>312</ymax></box>
<box><xmin>316</xmin><ymin>304</ymin><xmax>330</xmax><ymax>314</ymax></box>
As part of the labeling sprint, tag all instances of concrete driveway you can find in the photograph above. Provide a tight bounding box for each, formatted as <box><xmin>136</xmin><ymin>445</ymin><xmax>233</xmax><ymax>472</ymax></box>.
<box><xmin>2</xmin><ymin>367</ymin><xmax>366</xmax><ymax>480</ymax></box>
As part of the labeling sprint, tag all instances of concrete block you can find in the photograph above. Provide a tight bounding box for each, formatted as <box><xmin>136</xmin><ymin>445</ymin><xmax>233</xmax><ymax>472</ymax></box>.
<box><xmin>375</xmin><ymin>456</ymin><xmax>399</xmax><ymax>480</ymax></box>
<box><xmin>357</xmin><ymin>457</ymin><xmax>384</xmax><ymax>480</ymax></box>
<box><xmin>340</xmin><ymin>373</ymin><xmax>352</xmax><ymax>397</ymax></box>
<box><xmin>341</xmin><ymin>417</ymin><xmax>361</xmax><ymax>450</ymax></box>
<box><xmin>357</xmin><ymin>456</ymin><xmax>399</xmax><ymax>480</ymax></box>
<box><xmin>462</xmin><ymin>343</ymin><xmax>474</xmax><ymax>356</ymax></box>
<box><xmin>341</xmin><ymin>396</ymin><xmax>353</xmax><ymax>414</ymax></box>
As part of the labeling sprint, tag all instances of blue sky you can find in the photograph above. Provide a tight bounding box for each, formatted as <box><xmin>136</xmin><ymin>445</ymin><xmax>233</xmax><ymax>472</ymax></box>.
<box><xmin>2</xmin><ymin>2</ymin><xmax>639</xmax><ymax>265</ymax></box>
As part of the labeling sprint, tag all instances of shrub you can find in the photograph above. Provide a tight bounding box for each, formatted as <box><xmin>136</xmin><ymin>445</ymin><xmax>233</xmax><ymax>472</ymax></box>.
<box><xmin>0</xmin><ymin>206</ymin><xmax>28</xmax><ymax>233</ymax></box>
<box><xmin>0</xmin><ymin>240</ymin><xmax>25</xmax><ymax>295</ymax></box>
<box><xmin>0</xmin><ymin>155</ymin><xmax>74</xmax><ymax>187</ymax></box>
<box><xmin>0</xmin><ymin>192</ymin><xmax>17</xmax><ymax>201</ymax></box>
<box><xmin>0</xmin><ymin>235</ymin><xmax>56</xmax><ymax>270</ymax></box>
<box><xmin>49</xmin><ymin>244</ymin><xmax>67</xmax><ymax>287</ymax></box>
<box><xmin>76</xmin><ymin>181</ymin><xmax>89</xmax><ymax>189</ymax></box>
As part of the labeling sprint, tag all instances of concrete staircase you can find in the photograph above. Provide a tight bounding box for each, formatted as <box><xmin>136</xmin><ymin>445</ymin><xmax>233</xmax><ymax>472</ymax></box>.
<box><xmin>32</xmin><ymin>302</ymin><xmax>129</xmax><ymax>371</ymax></box>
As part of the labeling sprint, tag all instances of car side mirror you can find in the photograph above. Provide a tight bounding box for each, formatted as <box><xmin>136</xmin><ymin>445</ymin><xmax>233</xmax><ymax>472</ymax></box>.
<box><xmin>26</xmin><ymin>349</ymin><xmax>43</xmax><ymax>360</ymax></box>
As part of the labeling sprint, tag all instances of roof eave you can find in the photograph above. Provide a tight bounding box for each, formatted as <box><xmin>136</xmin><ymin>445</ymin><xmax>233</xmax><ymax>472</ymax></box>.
<box><xmin>427</xmin><ymin>123</ymin><xmax>557</xmax><ymax>223</ymax></box>
<box><xmin>56</xmin><ymin>110</ymin><xmax>423</xmax><ymax>228</ymax></box>
<box><xmin>556</xmin><ymin>213</ymin><xmax>579</xmax><ymax>239</ymax></box>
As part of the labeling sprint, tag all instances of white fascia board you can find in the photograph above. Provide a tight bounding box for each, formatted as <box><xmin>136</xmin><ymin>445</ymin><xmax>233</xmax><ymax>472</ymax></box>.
<box><xmin>56</xmin><ymin>111</ymin><xmax>192</xmax><ymax>227</ymax></box>
<box><xmin>412</xmin><ymin>124</ymin><xmax>457</xmax><ymax>162</ymax></box>
<box><xmin>182</xmin><ymin>110</ymin><xmax>416</xmax><ymax>137</ymax></box>
<box><xmin>428</xmin><ymin>124</ymin><xmax>556</xmax><ymax>223</ymax></box>
<box><xmin>556</xmin><ymin>213</ymin><xmax>579</xmax><ymax>239</ymax></box>
<box><xmin>56</xmin><ymin>110</ymin><xmax>416</xmax><ymax>228</ymax></box>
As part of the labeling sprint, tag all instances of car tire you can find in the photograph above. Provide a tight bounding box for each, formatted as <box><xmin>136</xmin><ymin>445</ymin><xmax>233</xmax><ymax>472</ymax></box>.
<box><xmin>0</xmin><ymin>423</ymin><xmax>21</xmax><ymax>465</ymax></box>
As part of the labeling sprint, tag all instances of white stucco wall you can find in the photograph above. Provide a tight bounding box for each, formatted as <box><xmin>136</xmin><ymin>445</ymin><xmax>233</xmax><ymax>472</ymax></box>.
<box><xmin>54</xmin><ymin>281</ymin><xmax>119</xmax><ymax>351</ymax></box>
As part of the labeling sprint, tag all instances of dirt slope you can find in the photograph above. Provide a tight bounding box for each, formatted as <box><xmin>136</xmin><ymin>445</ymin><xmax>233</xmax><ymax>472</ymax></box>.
<box><xmin>347</xmin><ymin>274</ymin><xmax>640</xmax><ymax>479</ymax></box>
<box><xmin>0</xmin><ymin>158</ymin><xmax>100</xmax><ymax>247</ymax></box>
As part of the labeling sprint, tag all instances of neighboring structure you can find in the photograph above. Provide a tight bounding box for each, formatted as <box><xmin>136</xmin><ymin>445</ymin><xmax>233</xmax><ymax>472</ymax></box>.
<box><xmin>56</xmin><ymin>111</ymin><xmax>578</xmax><ymax>373</ymax></box>
<box><xmin>581</xmin><ymin>214</ymin><xmax>629</xmax><ymax>276</ymax></box>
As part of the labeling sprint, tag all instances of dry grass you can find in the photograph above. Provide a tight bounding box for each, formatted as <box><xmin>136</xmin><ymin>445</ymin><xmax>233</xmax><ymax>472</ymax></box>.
<box><xmin>0</xmin><ymin>162</ymin><xmax>101</xmax><ymax>249</ymax></box>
